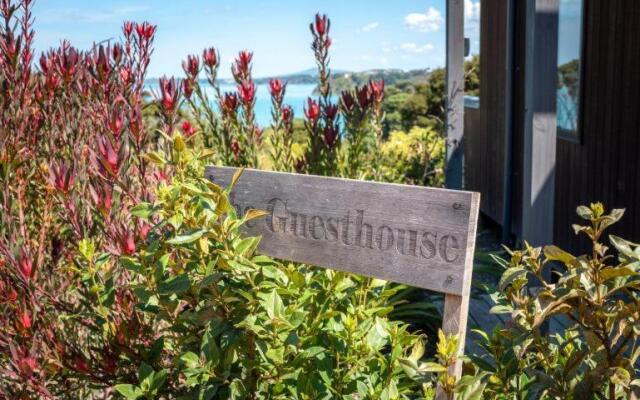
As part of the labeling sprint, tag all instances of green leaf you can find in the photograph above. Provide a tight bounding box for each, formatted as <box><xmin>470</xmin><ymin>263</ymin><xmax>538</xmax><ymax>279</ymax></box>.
<box><xmin>158</xmin><ymin>275</ymin><xmax>191</xmax><ymax>295</ymax></box>
<box><xmin>366</xmin><ymin>317</ymin><xmax>390</xmax><ymax>351</ymax></box>
<box><xmin>499</xmin><ymin>267</ymin><xmax>527</xmax><ymax>291</ymax></box>
<box><xmin>576</xmin><ymin>205</ymin><xmax>593</xmax><ymax>220</ymax></box>
<box><xmin>418</xmin><ymin>362</ymin><xmax>447</xmax><ymax>373</ymax></box>
<box><xmin>543</xmin><ymin>245</ymin><xmax>575</xmax><ymax>265</ymax></box>
<box><xmin>115</xmin><ymin>384</ymin><xmax>143</xmax><ymax>399</ymax></box>
<box><xmin>130</xmin><ymin>202</ymin><xmax>155</xmax><ymax>219</ymax></box>
<box><xmin>600</xmin><ymin>266</ymin><xmax>637</xmax><ymax>282</ymax></box>
<box><xmin>201</xmin><ymin>329</ymin><xmax>221</xmax><ymax>365</ymax></box>
<box><xmin>167</xmin><ymin>229</ymin><xmax>207</xmax><ymax>245</ymax></box>
<box><xmin>234</xmin><ymin>237</ymin><xmax>259</xmax><ymax>256</ymax></box>
<box><xmin>138</xmin><ymin>362</ymin><xmax>154</xmax><ymax>384</ymax></box>
<box><xmin>78</xmin><ymin>238</ymin><xmax>95</xmax><ymax>261</ymax></box>
<box><xmin>260</xmin><ymin>289</ymin><xmax>285</xmax><ymax>320</ymax></box>
<box><xmin>120</xmin><ymin>257</ymin><xmax>143</xmax><ymax>274</ymax></box>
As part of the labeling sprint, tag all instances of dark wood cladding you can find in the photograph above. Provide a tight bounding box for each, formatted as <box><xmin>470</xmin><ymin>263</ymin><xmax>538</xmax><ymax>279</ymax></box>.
<box><xmin>464</xmin><ymin>0</ymin><xmax>507</xmax><ymax>226</ymax></box>
<box><xmin>554</xmin><ymin>0</ymin><xmax>640</xmax><ymax>252</ymax></box>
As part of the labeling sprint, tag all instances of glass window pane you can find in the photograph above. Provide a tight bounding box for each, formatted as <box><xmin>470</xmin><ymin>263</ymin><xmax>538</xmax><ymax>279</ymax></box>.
<box><xmin>557</xmin><ymin>0</ymin><xmax>584</xmax><ymax>140</ymax></box>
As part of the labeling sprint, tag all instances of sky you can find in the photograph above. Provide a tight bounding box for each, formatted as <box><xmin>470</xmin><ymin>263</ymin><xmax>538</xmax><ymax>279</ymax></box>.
<box><xmin>31</xmin><ymin>0</ymin><xmax>481</xmax><ymax>79</ymax></box>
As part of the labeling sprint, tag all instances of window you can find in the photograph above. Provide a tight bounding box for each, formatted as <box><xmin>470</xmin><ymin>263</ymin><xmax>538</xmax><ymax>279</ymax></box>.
<box><xmin>557</xmin><ymin>0</ymin><xmax>584</xmax><ymax>141</ymax></box>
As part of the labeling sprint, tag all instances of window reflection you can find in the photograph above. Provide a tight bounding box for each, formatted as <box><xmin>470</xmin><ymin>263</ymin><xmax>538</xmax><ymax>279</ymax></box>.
<box><xmin>557</xmin><ymin>0</ymin><xmax>583</xmax><ymax>140</ymax></box>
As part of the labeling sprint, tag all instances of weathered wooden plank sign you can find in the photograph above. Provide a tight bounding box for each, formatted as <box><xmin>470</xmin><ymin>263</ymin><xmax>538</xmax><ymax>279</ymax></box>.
<box><xmin>206</xmin><ymin>167</ymin><xmax>479</xmax><ymax>295</ymax></box>
<box><xmin>205</xmin><ymin>166</ymin><xmax>480</xmax><ymax>386</ymax></box>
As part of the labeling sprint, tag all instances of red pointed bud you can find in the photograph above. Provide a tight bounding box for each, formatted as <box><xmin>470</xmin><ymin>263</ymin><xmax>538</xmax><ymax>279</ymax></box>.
<box><xmin>369</xmin><ymin>79</ymin><xmax>385</xmax><ymax>103</ymax></box>
<box><xmin>202</xmin><ymin>47</ymin><xmax>218</xmax><ymax>68</ymax></box>
<box><xmin>281</xmin><ymin>105</ymin><xmax>293</xmax><ymax>124</ymax></box>
<box><xmin>341</xmin><ymin>91</ymin><xmax>355</xmax><ymax>112</ymax></box>
<box><xmin>314</xmin><ymin>14</ymin><xmax>329</xmax><ymax>36</ymax></box>
<box><xmin>231</xmin><ymin>139</ymin><xmax>240</xmax><ymax>158</ymax></box>
<box><xmin>182</xmin><ymin>79</ymin><xmax>194</xmax><ymax>100</ymax></box>
<box><xmin>325</xmin><ymin>103</ymin><xmax>339</xmax><ymax>120</ymax></box>
<box><xmin>123</xmin><ymin>21</ymin><xmax>134</xmax><ymax>37</ymax></box>
<box><xmin>237</xmin><ymin>81</ymin><xmax>256</xmax><ymax>106</ymax></box>
<box><xmin>357</xmin><ymin>85</ymin><xmax>371</xmax><ymax>109</ymax></box>
<box><xmin>269</xmin><ymin>79</ymin><xmax>284</xmax><ymax>100</ymax></box>
<box><xmin>18</xmin><ymin>250</ymin><xmax>34</xmax><ymax>280</ymax></box>
<box><xmin>181</xmin><ymin>121</ymin><xmax>197</xmax><ymax>137</ymax></box>
<box><xmin>18</xmin><ymin>356</ymin><xmax>37</xmax><ymax>377</ymax></box>
<box><xmin>17</xmin><ymin>309</ymin><xmax>32</xmax><ymax>331</ymax></box>
<box><xmin>324</xmin><ymin>125</ymin><xmax>338</xmax><ymax>148</ymax></box>
<box><xmin>304</xmin><ymin>98</ymin><xmax>320</xmax><ymax>122</ymax></box>
<box><xmin>182</xmin><ymin>55</ymin><xmax>200</xmax><ymax>78</ymax></box>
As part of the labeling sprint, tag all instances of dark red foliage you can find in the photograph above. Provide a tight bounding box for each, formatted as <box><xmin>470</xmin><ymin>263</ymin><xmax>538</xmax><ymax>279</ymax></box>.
<box><xmin>282</xmin><ymin>105</ymin><xmax>293</xmax><ymax>124</ymax></box>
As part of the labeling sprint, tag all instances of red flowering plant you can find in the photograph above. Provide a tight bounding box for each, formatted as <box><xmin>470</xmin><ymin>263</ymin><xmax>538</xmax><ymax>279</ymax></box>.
<box><xmin>178</xmin><ymin>13</ymin><xmax>385</xmax><ymax>180</ymax></box>
<box><xmin>181</xmin><ymin>47</ymin><xmax>262</xmax><ymax>167</ymax></box>
<box><xmin>0</xmin><ymin>1</ymin><xmax>168</xmax><ymax>396</ymax></box>
<box><xmin>268</xmin><ymin>79</ymin><xmax>296</xmax><ymax>172</ymax></box>
<box><xmin>340</xmin><ymin>79</ymin><xmax>385</xmax><ymax>178</ymax></box>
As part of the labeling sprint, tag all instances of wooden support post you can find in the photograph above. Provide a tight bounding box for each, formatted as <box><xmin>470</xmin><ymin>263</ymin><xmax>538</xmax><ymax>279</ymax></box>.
<box><xmin>442</xmin><ymin>293</ymin><xmax>470</xmax><ymax>377</ymax></box>
<box><xmin>521</xmin><ymin>0</ymin><xmax>559</xmax><ymax>246</ymax></box>
<box><xmin>445</xmin><ymin>0</ymin><xmax>465</xmax><ymax>190</ymax></box>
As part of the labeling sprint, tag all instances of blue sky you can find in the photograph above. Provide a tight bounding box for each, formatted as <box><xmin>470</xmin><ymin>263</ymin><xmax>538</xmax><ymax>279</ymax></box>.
<box><xmin>32</xmin><ymin>0</ymin><xmax>481</xmax><ymax>79</ymax></box>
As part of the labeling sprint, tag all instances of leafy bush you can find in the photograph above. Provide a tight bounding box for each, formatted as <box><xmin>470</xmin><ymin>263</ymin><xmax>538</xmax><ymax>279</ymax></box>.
<box><xmin>471</xmin><ymin>204</ymin><xmax>640</xmax><ymax>399</ymax></box>
<box><xmin>378</xmin><ymin>127</ymin><xmax>445</xmax><ymax>187</ymax></box>
<box><xmin>112</xmin><ymin>132</ymin><xmax>438</xmax><ymax>399</ymax></box>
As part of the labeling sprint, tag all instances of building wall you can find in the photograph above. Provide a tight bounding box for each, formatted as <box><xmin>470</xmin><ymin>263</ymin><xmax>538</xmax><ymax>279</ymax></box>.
<box><xmin>464</xmin><ymin>0</ymin><xmax>508</xmax><ymax>226</ymax></box>
<box><xmin>554</xmin><ymin>0</ymin><xmax>640</xmax><ymax>252</ymax></box>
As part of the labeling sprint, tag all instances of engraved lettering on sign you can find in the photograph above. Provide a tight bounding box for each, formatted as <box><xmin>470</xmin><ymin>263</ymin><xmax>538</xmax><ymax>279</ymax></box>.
<box><xmin>239</xmin><ymin>197</ymin><xmax>462</xmax><ymax>263</ymax></box>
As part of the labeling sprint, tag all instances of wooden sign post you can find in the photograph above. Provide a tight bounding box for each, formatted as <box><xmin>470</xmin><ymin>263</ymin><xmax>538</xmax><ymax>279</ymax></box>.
<box><xmin>206</xmin><ymin>167</ymin><xmax>480</xmax><ymax>392</ymax></box>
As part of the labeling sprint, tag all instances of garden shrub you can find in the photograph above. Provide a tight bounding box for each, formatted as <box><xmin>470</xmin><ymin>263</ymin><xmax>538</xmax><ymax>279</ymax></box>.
<box><xmin>470</xmin><ymin>203</ymin><xmax>640</xmax><ymax>399</ymax></box>
<box><xmin>112</xmin><ymin>132</ymin><xmax>440</xmax><ymax>399</ymax></box>
<box><xmin>378</xmin><ymin>127</ymin><xmax>445</xmax><ymax>187</ymax></box>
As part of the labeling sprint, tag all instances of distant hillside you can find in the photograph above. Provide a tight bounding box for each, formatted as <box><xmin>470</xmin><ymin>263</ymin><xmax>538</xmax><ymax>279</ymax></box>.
<box><xmin>326</xmin><ymin>69</ymin><xmax>430</xmax><ymax>93</ymax></box>
<box><xmin>147</xmin><ymin>68</ymin><xmax>430</xmax><ymax>89</ymax></box>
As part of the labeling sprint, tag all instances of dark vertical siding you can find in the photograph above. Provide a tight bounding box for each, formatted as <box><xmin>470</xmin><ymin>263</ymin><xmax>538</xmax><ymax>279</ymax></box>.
<box><xmin>465</xmin><ymin>0</ymin><xmax>507</xmax><ymax>225</ymax></box>
<box><xmin>554</xmin><ymin>0</ymin><xmax>640</xmax><ymax>252</ymax></box>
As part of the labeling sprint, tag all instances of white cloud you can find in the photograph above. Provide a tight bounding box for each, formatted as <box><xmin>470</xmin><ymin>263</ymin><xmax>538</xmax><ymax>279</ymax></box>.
<box><xmin>404</xmin><ymin>7</ymin><xmax>443</xmax><ymax>33</ymax></box>
<box><xmin>361</xmin><ymin>22</ymin><xmax>380</xmax><ymax>32</ymax></box>
<box><xmin>399</xmin><ymin>42</ymin><xmax>434</xmax><ymax>54</ymax></box>
<box><xmin>464</xmin><ymin>0</ymin><xmax>481</xmax><ymax>55</ymax></box>
<box><xmin>42</xmin><ymin>5</ymin><xmax>149</xmax><ymax>23</ymax></box>
<box><xmin>465</xmin><ymin>0</ymin><xmax>481</xmax><ymax>24</ymax></box>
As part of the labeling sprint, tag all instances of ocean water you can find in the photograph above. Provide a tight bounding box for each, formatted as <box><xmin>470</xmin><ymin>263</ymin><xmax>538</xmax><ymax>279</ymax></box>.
<box><xmin>147</xmin><ymin>82</ymin><xmax>319</xmax><ymax>127</ymax></box>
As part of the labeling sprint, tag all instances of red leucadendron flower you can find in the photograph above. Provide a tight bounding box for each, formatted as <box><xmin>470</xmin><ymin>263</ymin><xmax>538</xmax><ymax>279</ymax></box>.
<box><xmin>222</xmin><ymin>92</ymin><xmax>239</xmax><ymax>115</ymax></box>
<box><xmin>238</xmin><ymin>81</ymin><xmax>256</xmax><ymax>106</ymax></box>
<box><xmin>304</xmin><ymin>98</ymin><xmax>321</xmax><ymax>122</ymax></box>
<box><xmin>18</xmin><ymin>249</ymin><xmax>34</xmax><ymax>280</ymax></box>
<box><xmin>282</xmin><ymin>105</ymin><xmax>293</xmax><ymax>124</ymax></box>
<box><xmin>269</xmin><ymin>79</ymin><xmax>284</xmax><ymax>100</ymax></box>
<box><xmin>182</xmin><ymin>55</ymin><xmax>200</xmax><ymax>78</ymax></box>
<box><xmin>158</xmin><ymin>76</ymin><xmax>180</xmax><ymax>114</ymax></box>
<box><xmin>181</xmin><ymin>121</ymin><xmax>197</xmax><ymax>137</ymax></box>
<box><xmin>17</xmin><ymin>309</ymin><xmax>32</xmax><ymax>332</ymax></box>
<box><xmin>202</xmin><ymin>47</ymin><xmax>218</xmax><ymax>68</ymax></box>
<box><xmin>49</xmin><ymin>161</ymin><xmax>75</xmax><ymax>193</ymax></box>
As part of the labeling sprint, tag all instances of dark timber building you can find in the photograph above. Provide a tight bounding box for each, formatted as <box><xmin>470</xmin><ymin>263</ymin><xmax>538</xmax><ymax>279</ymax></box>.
<box><xmin>446</xmin><ymin>0</ymin><xmax>640</xmax><ymax>252</ymax></box>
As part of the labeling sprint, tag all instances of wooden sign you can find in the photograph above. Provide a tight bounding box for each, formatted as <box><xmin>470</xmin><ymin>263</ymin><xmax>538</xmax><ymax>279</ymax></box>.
<box><xmin>206</xmin><ymin>167</ymin><xmax>479</xmax><ymax>296</ymax></box>
<box><xmin>205</xmin><ymin>167</ymin><xmax>480</xmax><ymax>386</ymax></box>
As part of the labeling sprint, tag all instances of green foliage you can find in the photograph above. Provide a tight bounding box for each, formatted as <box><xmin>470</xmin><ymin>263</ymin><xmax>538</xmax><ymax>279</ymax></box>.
<box><xmin>382</xmin><ymin>55</ymin><xmax>479</xmax><ymax>134</ymax></box>
<box><xmin>118</xmin><ymin>132</ymin><xmax>457</xmax><ymax>398</ymax></box>
<box><xmin>472</xmin><ymin>203</ymin><xmax>640</xmax><ymax>399</ymax></box>
<box><xmin>377</xmin><ymin>127</ymin><xmax>445</xmax><ymax>187</ymax></box>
